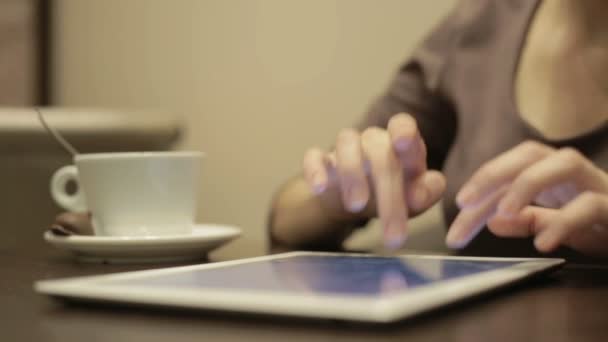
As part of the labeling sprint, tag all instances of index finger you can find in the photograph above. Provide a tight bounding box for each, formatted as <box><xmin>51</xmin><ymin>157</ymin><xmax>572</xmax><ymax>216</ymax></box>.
<box><xmin>388</xmin><ymin>113</ymin><xmax>427</xmax><ymax>177</ymax></box>
<box><xmin>456</xmin><ymin>141</ymin><xmax>553</xmax><ymax>207</ymax></box>
<box><xmin>361</xmin><ymin>128</ymin><xmax>408</xmax><ymax>248</ymax></box>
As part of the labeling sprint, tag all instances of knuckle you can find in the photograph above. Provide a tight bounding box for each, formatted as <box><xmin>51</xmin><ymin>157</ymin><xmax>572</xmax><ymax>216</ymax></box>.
<box><xmin>556</xmin><ymin>216</ymin><xmax>574</xmax><ymax>233</ymax></box>
<box><xmin>389</xmin><ymin>112</ymin><xmax>413</xmax><ymax>124</ymax></box>
<box><xmin>577</xmin><ymin>191</ymin><xmax>607</xmax><ymax>218</ymax></box>
<box><xmin>558</xmin><ymin>147</ymin><xmax>584</xmax><ymax>165</ymax></box>
<box><xmin>520</xmin><ymin>140</ymin><xmax>549</xmax><ymax>156</ymax></box>
<box><xmin>475</xmin><ymin>163</ymin><xmax>497</xmax><ymax>181</ymax></box>
<box><xmin>387</xmin><ymin>114</ymin><xmax>401</xmax><ymax>128</ymax></box>
<box><xmin>304</xmin><ymin>146</ymin><xmax>322</xmax><ymax>156</ymax></box>
<box><xmin>388</xmin><ymin>115</ymin><xmax>418</xmax><ymax>140</ymax></box>
<box><xmin>361</xmin><ymin>127</ymin><xmax>388</xmax><ymax>144</ymax></box>
<box><xmin>303</xmin><ymin>147</ymin><xmax>321</xmax><ymax>163</ymax></box>
<box><xmin>516</xmin><ymin>169</ymin><xmax>538</xmax><ymax>188</ymax></box>
<box><xmin>579</xmin><ymin>191</ymin><xmax>602</xmax><ymax>207</ymax></box>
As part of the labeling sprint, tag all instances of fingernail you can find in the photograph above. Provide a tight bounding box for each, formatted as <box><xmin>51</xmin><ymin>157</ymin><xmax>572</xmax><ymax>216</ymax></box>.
<box><xmin>456</xmin><ymin>186</ymin><xmax>477</xmax><ymax>207</ymax></box>
<box><xmin>394</xmin><ymin>138</ymin><xmax>411</xmax><ymax>152</ymax></box>
<box><xmin>348</xmin><ymin>184</ymin><xmax>367</xmax><ymax>212</ymax></box>
<box><xmin>384</xmin><ymin>220</ymin><xmax>407</xmax><ymax>250</ymax></box>
<box><xmin>445</xmin><ymin>221</ymin><xmax>470</xmax><ymax>249</ymax></box>
<box><xmin>313</xmin><ymin>183</ymin><xmax>326</xmax><ymax>194</ymax></box>
<box><xmin>312</xmin><ymin>173</ymin><xmax>326</xmax><ymax>194</ymax></box>
<box><xmin>445</xmin><ymin>226</ymin><xmax>463</xmax><ymax>249</ymax></box>
<box><xmin>411</xmin><ymin>186</ymin><xmax>429</xmax><ymax>211</ymax></box>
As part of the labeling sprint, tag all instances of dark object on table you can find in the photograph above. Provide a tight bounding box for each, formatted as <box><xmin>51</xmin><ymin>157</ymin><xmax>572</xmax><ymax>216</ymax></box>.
<box><xmin>50</xmin><ymin>212</ymin><xmax>93</xmax><ymax>236</ymax></box>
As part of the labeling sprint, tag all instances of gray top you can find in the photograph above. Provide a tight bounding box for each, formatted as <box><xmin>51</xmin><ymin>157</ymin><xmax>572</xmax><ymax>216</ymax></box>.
<box><xmin>359</xmin><ymin>0</ymin><xmax>608</xmax><ymax>259</ymax></box>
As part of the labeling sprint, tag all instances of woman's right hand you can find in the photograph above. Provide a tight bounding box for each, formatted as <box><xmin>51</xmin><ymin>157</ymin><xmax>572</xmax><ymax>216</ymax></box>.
<box><xmin>302</xmin><ymin>113</ymin><xmax>447</xmax><ymax>248</ymax></box>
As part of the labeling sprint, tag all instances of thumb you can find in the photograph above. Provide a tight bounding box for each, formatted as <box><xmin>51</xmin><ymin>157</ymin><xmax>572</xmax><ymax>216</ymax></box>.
<box><xmin>487</xmin><ymin>206</ymin><xmax>555</xmax><ymax>238</ymax></box>
<box><xmin>406</xmin><ymin>170</ymin><xmax>446</xmax><ymax>216</ymax></box>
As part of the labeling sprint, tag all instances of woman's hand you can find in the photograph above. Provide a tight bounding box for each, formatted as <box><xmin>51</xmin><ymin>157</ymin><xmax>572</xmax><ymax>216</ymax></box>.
<box><xmin>448</xmin><ymin>141</ymin><xmax>608</xmax><ymax>257</ymax></box>
<box><xmin>302</xmin><ymin>113</ymin><xmax>446</xmax><ymax>248</ymax></box>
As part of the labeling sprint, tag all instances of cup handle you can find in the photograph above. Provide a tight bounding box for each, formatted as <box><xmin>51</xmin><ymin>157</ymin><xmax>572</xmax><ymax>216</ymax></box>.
<box><xmin>50</xmin><ymin>165</ymin><xmax>88</xmax><ymax>212</ymax></box>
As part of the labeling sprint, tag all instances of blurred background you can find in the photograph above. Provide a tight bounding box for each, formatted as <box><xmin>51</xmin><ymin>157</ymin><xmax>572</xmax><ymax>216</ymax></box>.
<box><xmin>1</xmin><ymin>0</ymin><xmax>455</xmax><ymax>257</ymax></box>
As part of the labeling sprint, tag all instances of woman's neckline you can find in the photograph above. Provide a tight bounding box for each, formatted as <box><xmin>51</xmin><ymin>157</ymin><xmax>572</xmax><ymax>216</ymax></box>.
<box><xmin>507</xmin><ymin>0</ymin><xmax>608</xmax><ymax>146</ymax></box>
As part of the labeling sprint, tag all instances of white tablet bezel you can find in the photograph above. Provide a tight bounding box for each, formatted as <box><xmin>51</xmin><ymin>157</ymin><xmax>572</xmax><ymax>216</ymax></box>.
<box><xmin>35</xmin><ymin>252</ymin><xmax>564</xmax><ymax>323</ymax></box>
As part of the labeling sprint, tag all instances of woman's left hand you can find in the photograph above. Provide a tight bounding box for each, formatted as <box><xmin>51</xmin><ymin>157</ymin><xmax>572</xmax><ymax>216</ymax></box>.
<box><xmin>446</xmin><ymin>141</ymin><xmax>608</xmax><ymax>258</ymax></box>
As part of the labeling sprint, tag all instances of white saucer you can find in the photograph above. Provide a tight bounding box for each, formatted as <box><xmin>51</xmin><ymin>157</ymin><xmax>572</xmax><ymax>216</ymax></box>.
<box><xmin>44</xmin><ymin>223</ymin><xmax>241</xmax><ymax>264</ymax></box>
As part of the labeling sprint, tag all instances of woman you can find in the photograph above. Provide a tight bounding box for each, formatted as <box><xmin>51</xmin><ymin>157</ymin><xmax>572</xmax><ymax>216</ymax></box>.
<box><xmin>269</xmin><ymin>0</ymin><xmax>608</xmax><ymax>259</ymax></box>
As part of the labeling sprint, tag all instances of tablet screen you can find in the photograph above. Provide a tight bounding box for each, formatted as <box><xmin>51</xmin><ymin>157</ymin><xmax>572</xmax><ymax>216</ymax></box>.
<box><xmin>110</xmin><ymin>255</ymin><xmax>520</xmax><ymax>296</ymax></box>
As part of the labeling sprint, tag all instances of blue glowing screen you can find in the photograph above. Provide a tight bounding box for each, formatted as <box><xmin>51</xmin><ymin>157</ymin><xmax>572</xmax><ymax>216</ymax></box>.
<box><xmin>112</xmin><ymin>255</ymin><xmax>519</xmax><ymax>296</ymax></box>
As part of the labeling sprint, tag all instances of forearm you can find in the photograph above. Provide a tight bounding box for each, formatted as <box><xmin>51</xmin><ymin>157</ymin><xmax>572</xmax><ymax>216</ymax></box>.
<box><xmin>268</xmin><ymin>176</ymin><xmax>367</xmax><ymax>250</ymax></box>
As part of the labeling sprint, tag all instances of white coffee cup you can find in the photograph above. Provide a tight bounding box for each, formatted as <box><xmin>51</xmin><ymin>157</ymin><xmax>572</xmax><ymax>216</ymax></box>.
<box><xmin>50</xmin><ymin>151</ymin><xmax>203</xmax><ymax>237</ymax></box>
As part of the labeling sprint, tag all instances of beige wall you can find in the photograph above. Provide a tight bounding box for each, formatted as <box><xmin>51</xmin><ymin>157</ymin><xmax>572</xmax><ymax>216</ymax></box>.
<box><xmin>53</xmin><ymin>0</ymin><xmax>455</xmax><ymax>257</ymax></box>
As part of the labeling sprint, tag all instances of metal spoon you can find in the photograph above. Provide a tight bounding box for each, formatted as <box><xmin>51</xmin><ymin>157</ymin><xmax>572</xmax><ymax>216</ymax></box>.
<box><xmin>35</xmin><ymin>108</ymin><xmax>79</xmax><ymax>156</ymax></box>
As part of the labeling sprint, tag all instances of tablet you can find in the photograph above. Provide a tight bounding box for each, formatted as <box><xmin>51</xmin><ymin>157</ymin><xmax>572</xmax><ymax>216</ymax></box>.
<box><xmin>35</xmin><ymin>252</ymin><xmax>564</xmax><ymax>323</ymax></box>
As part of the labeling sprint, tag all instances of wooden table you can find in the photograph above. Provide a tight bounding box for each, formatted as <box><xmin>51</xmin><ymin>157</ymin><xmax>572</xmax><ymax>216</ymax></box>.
<box><xmin>3</xmin><ymin>231</ymin><xmax>608</xmax><ymax>342</ymax></box>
